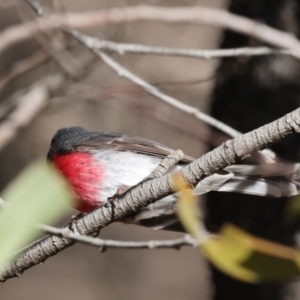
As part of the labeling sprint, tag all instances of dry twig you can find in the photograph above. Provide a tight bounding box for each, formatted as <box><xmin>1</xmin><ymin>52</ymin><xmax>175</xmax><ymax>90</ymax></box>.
<box><xmin>38</xmin><ymin>224</ymin><xmax>199</xmax><ymax>250</ymax></box>
<box><xmin>84</xmin><ymin>40</ymin><xmax>292</xmax><ymax>59</ymax></box>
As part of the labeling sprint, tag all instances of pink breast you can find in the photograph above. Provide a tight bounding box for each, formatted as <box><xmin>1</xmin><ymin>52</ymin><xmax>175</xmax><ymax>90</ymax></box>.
<box><xmin>52</xmin><ymin>152</ymin><xmax>105</xmax><ymax>212</ymax></box>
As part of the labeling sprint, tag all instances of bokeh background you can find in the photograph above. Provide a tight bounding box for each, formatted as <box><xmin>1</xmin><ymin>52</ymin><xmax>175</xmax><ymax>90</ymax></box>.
<box><xmin>2</xmin><ymin>0</ymin><xmax>300</xmax><ymax>299</ymax></box>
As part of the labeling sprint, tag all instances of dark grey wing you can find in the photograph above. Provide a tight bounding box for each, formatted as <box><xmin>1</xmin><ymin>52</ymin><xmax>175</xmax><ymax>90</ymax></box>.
<box><xmin>71</xmin><ymin>131</ymin><xmax>194</xmax><ymax>164</ymax></box>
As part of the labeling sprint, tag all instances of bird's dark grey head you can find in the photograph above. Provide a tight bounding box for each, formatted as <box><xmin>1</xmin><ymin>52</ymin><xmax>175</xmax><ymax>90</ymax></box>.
<box><xmin>47</xmin><ymin>126</ymin><xmax>89</xmax><ymax>160</ymax></box>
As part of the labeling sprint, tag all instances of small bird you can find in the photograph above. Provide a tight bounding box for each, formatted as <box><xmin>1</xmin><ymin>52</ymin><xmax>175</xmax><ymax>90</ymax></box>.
<box><xmin>47</xmin><ymin>126</ymin><xmax>300</xmax><ymax>231</ymax></box>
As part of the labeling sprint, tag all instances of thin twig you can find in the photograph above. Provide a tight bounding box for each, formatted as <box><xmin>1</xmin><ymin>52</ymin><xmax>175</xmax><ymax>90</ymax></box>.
<box><xmin>2</xmin><ymin>5</ymin><xmax>300</xmax><ymax>57</ymax></box>
<box><xmin>84</xmin><ymin>40</ymin><xmax>292</xmax><ymax>59</ymax></box>
<box><xmin>38</xmin><ymin>224</ymin><xmax>199</xmax><ymax>250</ymax></box>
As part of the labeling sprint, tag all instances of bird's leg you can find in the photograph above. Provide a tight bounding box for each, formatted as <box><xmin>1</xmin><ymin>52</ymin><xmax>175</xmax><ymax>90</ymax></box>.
<box><xmin>108</xmin><ymin>185</ymin><xmax>131</xmax><ymax>202</ymax></box>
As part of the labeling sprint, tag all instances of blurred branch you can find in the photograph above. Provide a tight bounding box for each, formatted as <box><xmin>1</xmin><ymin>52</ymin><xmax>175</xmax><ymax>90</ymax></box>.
<box><xmin>0</xmin><ymin>50</ymin><xmax>50</xmax><ymax>94</ymax></box>
<box><xmin>1</xmin><ymin>4</ymin><xmax>300</xmax><ymax>57</ymax></box>
<box><xmin>1</xmin><ymin>106</ymin><xmax>300</xmax><ymax>281</ymax></box>
<box><xmin>38</xmin><ymin>224</ymin><xmax>199</xmax><ymax>250</ymax></box>
<box><xmin>96</xmin><ymin>49</ymin><xmax>241</xmax><ymax>138</ymax></box>
<box><xmin>0</xmin><ymin>75</ymin><xmax>64</xmax><ymax>151</ymax></box>
<box><xmin>85</xmin><ymin>40</ymin><xmax>292</xmax><ymax>59</ymax></box>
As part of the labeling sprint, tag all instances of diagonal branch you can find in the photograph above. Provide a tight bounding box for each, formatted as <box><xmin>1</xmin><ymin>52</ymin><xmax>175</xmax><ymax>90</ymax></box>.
<box><xmin>1</xmin><ymin>106</ymin><xmax>300</xmax><ymax>282</ymax></box>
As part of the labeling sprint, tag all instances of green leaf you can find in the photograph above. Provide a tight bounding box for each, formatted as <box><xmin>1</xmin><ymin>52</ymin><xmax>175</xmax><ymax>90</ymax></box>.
<box><xmin>0</xmin><ymin>159</ymin><xmax>72</xmax><ymax>266</ymax></box>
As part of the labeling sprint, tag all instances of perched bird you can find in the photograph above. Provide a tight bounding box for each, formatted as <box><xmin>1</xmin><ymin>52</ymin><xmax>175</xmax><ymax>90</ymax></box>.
<box><xmin>47</xmin><ymin>126</ymin><xmax>300</xmax><ymax>231</ymax></box>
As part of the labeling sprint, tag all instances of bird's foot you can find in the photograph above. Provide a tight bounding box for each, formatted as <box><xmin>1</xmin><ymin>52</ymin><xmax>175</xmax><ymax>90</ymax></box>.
<box><xmin>108</xmin><ymin>185</ymin><xmax>131</xmax><ymax>202</ymax></box>
<box><xmin>107</xmin><ymin>185</ymin><xmax>131</xmax><ymax>223</ymax></box>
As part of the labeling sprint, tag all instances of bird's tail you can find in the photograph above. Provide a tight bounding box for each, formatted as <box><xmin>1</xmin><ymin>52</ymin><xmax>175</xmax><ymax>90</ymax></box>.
<box><xmin>127</xmin><ymin>163</ymin><xmax>300</xmax><ymax>232</ymax></box>
<box><xmin>194</xmin><ymin>163</ymin><xmax>300</xmax><ymax>198</ymax></box>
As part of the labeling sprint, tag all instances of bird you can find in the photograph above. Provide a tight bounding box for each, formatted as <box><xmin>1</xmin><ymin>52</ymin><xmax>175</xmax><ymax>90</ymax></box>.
<box><xmin>47</xmin><ymin>126</ymin><xmax>300</xmax><ymax>231</ymax></box>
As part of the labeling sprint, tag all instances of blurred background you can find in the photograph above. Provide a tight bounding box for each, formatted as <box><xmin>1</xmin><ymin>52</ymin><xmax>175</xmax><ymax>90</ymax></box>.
<box><xmin>1</xmin><ymin>0</ymin><xmax>300</xmax><ymax>299</ymax></box>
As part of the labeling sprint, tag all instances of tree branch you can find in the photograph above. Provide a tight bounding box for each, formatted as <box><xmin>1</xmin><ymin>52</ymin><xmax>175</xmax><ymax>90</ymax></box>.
<box><xmin>82</xmin><ymin>40</ymin><xmax>292</xmax><ymax>59</ymax></box>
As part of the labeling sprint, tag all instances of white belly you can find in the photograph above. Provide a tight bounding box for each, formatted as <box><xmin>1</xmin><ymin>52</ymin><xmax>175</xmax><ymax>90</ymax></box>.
<box><xmin>91</xmin><ymin>150</ymin><xmax>164</xmax><ymax>201</ymax></box>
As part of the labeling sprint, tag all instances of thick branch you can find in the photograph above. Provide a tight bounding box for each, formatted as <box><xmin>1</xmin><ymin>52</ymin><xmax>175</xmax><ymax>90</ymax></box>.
<box><xmin>1</xmin><ymin>107</ymin><xmax>299</xmax><ymax>281</ymax></box>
